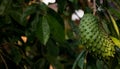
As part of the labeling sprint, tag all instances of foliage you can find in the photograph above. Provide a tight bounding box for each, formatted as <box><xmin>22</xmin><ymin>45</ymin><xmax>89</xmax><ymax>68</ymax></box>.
<box><xmin>0</xmin><ymin>0</ymin><xmax>120</xmax><ymax>69</ymax></box>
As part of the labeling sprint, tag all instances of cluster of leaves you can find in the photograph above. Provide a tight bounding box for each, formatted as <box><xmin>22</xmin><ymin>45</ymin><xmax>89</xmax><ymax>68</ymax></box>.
<box><xmin>0</xmin><ymin>0</ymin><xmax>77</xmax><ymax>69</ymax></box>
<box><xmin>0</xmin><ymin>0</ymin><xmax>120</xmax><ymax>69</ymax></box>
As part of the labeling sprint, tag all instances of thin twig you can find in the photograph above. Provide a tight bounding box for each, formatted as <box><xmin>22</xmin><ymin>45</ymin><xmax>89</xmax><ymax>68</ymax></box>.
<box><xmin>0</xmin><ymin>52</ymin><xmax>8</xmax><ymax>69</ymax></box>
<box><xmin>93</xmin><ymin>0</ymin><xmax>97</xmax><ymax>15</ymax></box>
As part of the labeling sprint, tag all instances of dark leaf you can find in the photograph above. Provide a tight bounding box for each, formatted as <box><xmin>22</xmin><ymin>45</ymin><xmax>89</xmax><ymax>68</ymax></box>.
<box><xmin>33</xmin><ymin>59</ymin><xmax>47</xmax><ymax>69</ymax></box>
<box><xmin>57</xmin><ymin>0</ymin><xmax>67</xmax><ymax>14</ymax></box>
<box><xmin>46</xmin><ymin>55</ymin><xmax>63</xmax><ymax>69</ymax></box>
<box><xmin>47</xmin><ymin>6</ymin><xmax>65</xmax><ymax>26</ymax></box>
<box><xmin>11</xmin><ymin>47</ymin><xmax>22</xmax><ymax>64</ymax></box>
<box><xmin>72</xmin><ymin>50</ymin><xmax>86</xmax><ymax>69</ymax></box>
<box><xmin>96</xmin><ymin>60</ymin><xmax>104</xmax><ymax>69</ymax></box>
<box><xmin>21</xmin><ymin>4</ymin><xmax>37</xmax><ymax>26</ymax></box>
<box><xmin>0</xmin><ymin>0</ymin><xmax>10</xmax><ymax>15</ymax></box>
<box><xmin>47</xmin><ymin>39</ymin><xmax>59</xmax><ymax>57</ymax></box>
<box><xmin>86</xmin><ymin>54</ymin><xmax>97</xmax><ymax>69</ymax></box>
<box><xmin>47</xmin><ymin>14</ymin><xmax>65</xmax><ymax>43</ymax></box>
<box><xmin>9</xmin><ymin>10</ymin><xmax>22</xmax><ymax>25</ymax></box>
<box><xmin>30</xmin><ymin>14</ymin><xmax>40</xmax><ymax>32</ymax></box>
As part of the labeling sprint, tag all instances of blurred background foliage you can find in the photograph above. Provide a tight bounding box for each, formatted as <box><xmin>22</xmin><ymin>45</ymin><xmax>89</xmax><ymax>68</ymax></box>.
<box><xmin>0</xmin><ymin>0</ymin><xmax>120</xmax><ymax>69</ymax></box>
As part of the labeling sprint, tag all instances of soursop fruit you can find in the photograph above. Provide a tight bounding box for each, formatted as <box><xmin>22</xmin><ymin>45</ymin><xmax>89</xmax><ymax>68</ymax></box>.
<box><xmin>79</xmin><ymin>14</ymin><xmax>115</xmax><ymax>59</ymax></box>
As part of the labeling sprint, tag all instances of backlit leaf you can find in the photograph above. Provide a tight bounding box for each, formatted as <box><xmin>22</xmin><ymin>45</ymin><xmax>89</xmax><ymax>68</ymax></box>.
<box><xmin>110</xmin><ymin>36</ymin><xmax>120</xmax><ymax>48</ymax></box>
<box><xmin>108</xmin><ymin>11</ymin><xmax>119</xmax><ymax>37</ymax></box>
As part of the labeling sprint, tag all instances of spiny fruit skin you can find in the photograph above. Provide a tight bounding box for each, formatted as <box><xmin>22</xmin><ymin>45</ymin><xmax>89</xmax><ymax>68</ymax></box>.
<box><xmin>79</xmin><ymin>14</ymin><xmax>115</xmax><ymax>59</ymax></box>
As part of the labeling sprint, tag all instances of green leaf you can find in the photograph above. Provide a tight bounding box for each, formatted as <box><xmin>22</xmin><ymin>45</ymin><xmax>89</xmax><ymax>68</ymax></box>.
<box><xmin>96</xmin><ymin>60</ymin><xmax>104</xmax><ymax>69</ymax></box>
<box><xmin>30</xmin><ymin>14</ymin><xmax>40</xmax><ymax>32</ymax></box>
<box><xmin>47</xmin><ymin>14</ymin><xmax>65</xmax><ymax>43</ymax></box>
<box><xmin>47</xmin><ymin>8</ymin><xmax>64</xmax><ymax>27</ymax></box>
<box><xmin>25</xmin><ymin>13</ymin><xmax>40</xmax><ymax>41</ymax></box>
<box><xmin>46</xmin><ymin>55</ymin><xmax>63</xmax><ymax>69</ymax></box>
<box><xmin>0</xmin><ymin>0</ymin><xmax>9</xmax><ymax>15</ymax></box>
<box><xmin>108</xmin><ymin>8</ymin><xmax>120</xmax><ymax>19</ymax></box>
<box><xmin>72</xmin><ymin>50</ymin><xmax>86</xmax><ymax>69</ymax></box>
<box><xmin>21</xmin><ymin>4</ymin><xmax>36</xmax><ymax>26</ymax></box>
<box><xmin>36</xmin><ymin>16</ymin><xmax>50</xmax><ymax>45</ymax></box>
<box><xmin>101</xmin><ymin>20</ymin><xmax>110</xmax><ymax>34</ymax></box>
<box><xmin>57</xmin><ymin>0</ymin><xmax>67</xmax><ymax>14</ymax></box>
<box><xmin>38</xmin><ymin>3</ymin><xmax>48</xmax><ymax>12</ymax></box>
<box><xmin>47</xmin><ymin>8</ymin><xmax>65</xmax><ymax>42</ymax></box>
<box><xmin>9</xmin><ymin>10</ymin><xmax>22</xmax><ymax>25</ymax></box>
<box><xmin>47</xmin><ymin>39</ymin><xmax>59</xmax><ymax>57</ymax></box>
<box><xmin>42</xmin><ymin>16</ymin><xmax>50</xmax><ymax>45</ymax></box>
<box><xmin>69</xmin><ymin>0</ymin><xmax>74</xmax><ymax>2</ymax></box>
<box><xmin>33</xmin><ymin>59</ymin><xmax>46</xmax><ymax>69</ymax></box>
<box><xmin>11</xmin><ymin>47</ymin><xmax>22</xmax><ymax>64</ymax></box>
<box><xmin>46</xmin><ymin>39</ymin><xmax>63</xmax><ymax>69</ymax></box>
<box><xmin>52</xmin><ymin>61</ymin><xmax>64</xmax><ymax>69</ymax></box>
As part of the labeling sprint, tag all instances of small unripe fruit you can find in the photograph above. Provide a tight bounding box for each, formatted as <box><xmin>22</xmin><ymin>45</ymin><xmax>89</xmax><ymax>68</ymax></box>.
<box><xmin>79</xmin><ymin>14</ymin><xmax>115</xmax><ymax>59</ymax></box>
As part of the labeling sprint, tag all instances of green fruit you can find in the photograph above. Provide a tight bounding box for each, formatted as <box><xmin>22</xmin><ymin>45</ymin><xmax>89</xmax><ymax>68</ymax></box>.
<box><xmin>79</xmin><ymin>14</ymin><xmax>115</xmax><ymax>59</ymax></box>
